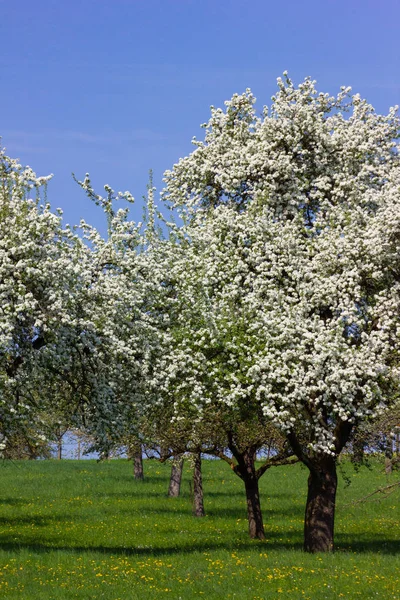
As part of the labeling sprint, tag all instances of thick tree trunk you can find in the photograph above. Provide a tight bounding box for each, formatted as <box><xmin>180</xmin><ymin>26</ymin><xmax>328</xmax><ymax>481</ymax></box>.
<box><xmin>243</xmin><ymin>476</ymin><xmax>265</xmax><ymax>539</ymax></box>
<box><xmin>168</xmin><ymin>456</ymin><xmax>184</xmax><ymax>497</ymax></box>
<box><xmin>192</xmin><ymin>453</ymin><xmax>205</xmax><ymax>517</ymax></box>
<box><xmin>304</xmin><ymin>459</ymin><xmax>337</xmax><ymax>552</ymax></box>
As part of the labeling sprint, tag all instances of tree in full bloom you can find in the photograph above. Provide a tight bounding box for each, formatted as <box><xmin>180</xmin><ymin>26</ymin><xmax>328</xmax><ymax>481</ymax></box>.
<box><xmin>140</xmin><ymin>216</ymin><xmax>298</xmax><ymax>537</ymax></box>
<box><xmin>0</xmin><ymin>146</ymin><xmax>90</xmax><ymax>450</ymax></box>
<box><xmin>0</xmin><ymin>147</ymin><xmax>151</xmax><ymax>454</ymax></box>
<box><xmin>155</xmin><ymin>74</ymin><xmax>400</xmax><ymax>552</ymax></box>
<box><xmin>71</xmin><ymin>173</ymin><xmax>163</xmax><ymax>456</ymax></box>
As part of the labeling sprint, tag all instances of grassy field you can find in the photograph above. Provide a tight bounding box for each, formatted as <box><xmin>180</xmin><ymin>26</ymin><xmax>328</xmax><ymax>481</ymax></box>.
<box><xmin>0</xmin><ymin>457</ymin><xmax>398</xmax><ymax>599</ymax></box>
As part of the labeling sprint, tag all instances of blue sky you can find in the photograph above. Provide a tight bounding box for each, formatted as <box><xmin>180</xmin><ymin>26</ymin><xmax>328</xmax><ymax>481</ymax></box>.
<box><xmin>1</xmin><ymin>0</ymin><xmax>399</xmax><ymax>233</ymax></box>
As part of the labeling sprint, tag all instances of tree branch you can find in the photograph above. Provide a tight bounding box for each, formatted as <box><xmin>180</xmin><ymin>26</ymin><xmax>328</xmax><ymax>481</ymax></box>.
<box><xmin>343</xmin><ymin>481</ymin><xmax>400</xmax><ymax>507</ymax></box>
<box><xmin>256</xmin><ymin>453</ymin><xmax>299</xmax><ymax>480</ymax></box>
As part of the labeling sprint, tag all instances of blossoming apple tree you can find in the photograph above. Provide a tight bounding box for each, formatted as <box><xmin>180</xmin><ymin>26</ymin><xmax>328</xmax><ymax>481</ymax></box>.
<box><xmin>0</xmin><ymin>146</ymin><xmax>92</xmax><ymax>450</ymax></box>
<box><xmin>0</xmin><ymin>148</ymin><xmax>154</xmax><ymax>455</ymax></box>
<box><xmin>155</xmin><ymin>75</ymin><xmax>400</xmax><ymax>552</ymax></box>
<box><xmin>71</xmin><ymin>173</ymin><xmax>163</xmax><ymax>455</ymax></box>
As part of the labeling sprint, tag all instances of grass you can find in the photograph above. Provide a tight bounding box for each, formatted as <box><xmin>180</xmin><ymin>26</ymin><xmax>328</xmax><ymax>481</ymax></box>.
<box><xmin>0</xmin><ymin>457</ymin><xmax>399</xmax><ymax>599</ymax></box>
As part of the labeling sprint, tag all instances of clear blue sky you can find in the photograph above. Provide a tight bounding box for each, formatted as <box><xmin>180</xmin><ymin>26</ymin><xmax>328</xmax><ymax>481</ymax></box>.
<box><xmin>1</xmin><ymin>0</ymin><xmax>399</xmax><ymax>233</ymax></box>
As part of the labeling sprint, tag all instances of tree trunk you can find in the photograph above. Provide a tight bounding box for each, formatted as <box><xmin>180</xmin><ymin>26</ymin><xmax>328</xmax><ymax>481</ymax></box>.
<box><xmin>57</xmin><ymin>438</ymin><xmax>62</xmax><ymax>460</ymax></box>
<box><xmin>352</xmin><ymin>435</ymin><xmax>365</xmax><ymax>464</ymax></box>
<box><xmin>192</xmin><ymin>453</ymin><xmax>205</xmax><ymax>517</ymax></box>
<box><xmin>134</xmin><ymin>449</ymin><xmax>144</xmax><ymax>480</ymax></box>
<box><xmin>243</xmin><ymin>476</ymin><xmax>265</xmax><ymax>539</ymax></box>
<box><xmin>128</xmin><ymin>442</ymin><xmax>144</xmax><ymax>480</ymax></box>
<box><xmin>168</xmin><ymin>456</ymin><xmax>184</xmax><ymax>497</ymax></box>
<box><xmin>239</xmin><ymin>449</ymin><xmax>265</xmax><ymax>540</ymax></box>
<box><xmin>304</xmin><ymin>458</ymin><xmax>337</xmax><ymax>552</ymax></box>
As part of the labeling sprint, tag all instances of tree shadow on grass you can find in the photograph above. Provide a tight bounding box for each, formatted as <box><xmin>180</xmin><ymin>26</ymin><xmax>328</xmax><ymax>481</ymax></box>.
<box><xmin>0</xmin><ymin>515</ymin><xmax>59</xmax><ymax>527</ymax></box>
<box><xmin>137</xmin><ymin>505</ymin><xmax>304</xmax><ymax>521</ymax></box>
<box><xmin>0</xmin><ymin>538</ymin><xmax>300</xmax><ymax>556</ymax></box>
<box><xmin>0</xmin><ymin>498</ymin><xmax>27</xmax><ymax>507</ymax></box>
<box><xmin>206</xmin><ymin>504</ymin><xmax>304</xmax><ymax>518</ymax></box>
<box><xmin>1</xmin><ymin>528</ymin><xmax>398</xmax><ymax>556</ymax></box>
<box><xmin>0</xmin><ymin>512</ymin><xmax>99</xmax><ymax>527</ymax></box>
<box><xmin>100</xmin><ymin>473</ymin><xmax>172</xmax><ymax>485</ymax></box>
<box><xmin>335</xmin><ymin>534</ymin><xmax>400</xmax><ymax>554</ymax></box>
<box><xmin>86</xmin><ymin>488</ymin><xmax>247</xmax><ymax>502</ymax></box>
<box><xmin>60</xmin><ymin>489</ymin><xmax>169</xmax><ymax>502</ymax></box>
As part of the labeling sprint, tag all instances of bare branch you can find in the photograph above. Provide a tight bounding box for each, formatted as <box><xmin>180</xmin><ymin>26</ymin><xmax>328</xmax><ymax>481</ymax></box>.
<box><xmin>343</xmin><ymin>480</ymin><xmax>400</xmax><ymax>507</ymax></box>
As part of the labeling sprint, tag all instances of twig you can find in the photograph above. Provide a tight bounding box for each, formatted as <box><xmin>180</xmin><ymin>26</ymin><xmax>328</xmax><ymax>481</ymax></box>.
<box><xmin>343</xmin><ymin>480</ymin><xmax>400</xmax><ymax>507</ymax></box>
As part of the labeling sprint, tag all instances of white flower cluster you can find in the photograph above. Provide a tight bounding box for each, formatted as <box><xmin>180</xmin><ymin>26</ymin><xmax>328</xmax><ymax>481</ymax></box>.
<box><xmin>0</xmin><ymin>149</ymin><xmax>156</xmax><ymax>452</ymax></box>
<box><xmin>152</xmin><ymin>75</ymin><xmax>400</xmax><ymax>459</ymax></box>
<box><xmin>1</xmin><ymin>75</ymin><xmax>399</xmax><ymax>464</ymax></box>
<box><xmin>0</xmin><ymin>146</ymin><xmax>89</xmax><ymax>444</ymax></box>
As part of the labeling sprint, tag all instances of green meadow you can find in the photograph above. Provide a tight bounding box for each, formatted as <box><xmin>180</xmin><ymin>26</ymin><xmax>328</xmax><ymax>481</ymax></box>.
<box><xmin>0</xmin><ymin>458</ymin><xmax>398</xmax><ymax>599</ymax></box>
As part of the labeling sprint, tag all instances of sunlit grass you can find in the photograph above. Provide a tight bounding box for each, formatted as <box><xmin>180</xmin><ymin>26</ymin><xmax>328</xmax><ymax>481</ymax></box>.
<box><xmin>0</xmin><ymin>458</ymin><xmax>399</xmax><ymax>599</ymax></box>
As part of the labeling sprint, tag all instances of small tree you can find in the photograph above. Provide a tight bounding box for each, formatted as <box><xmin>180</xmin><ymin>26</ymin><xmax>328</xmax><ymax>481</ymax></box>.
<box><xmin>144</xmin><ymin>268</ymin><xmax>296</xmax><ymax>538</ymax></box>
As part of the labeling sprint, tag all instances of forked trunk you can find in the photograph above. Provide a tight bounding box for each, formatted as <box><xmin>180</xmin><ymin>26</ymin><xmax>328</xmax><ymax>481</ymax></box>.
<box><xmin>168</xmin><ymin>456</ymin><xmax>184</xmax><ymax>497</ymax></box>
<box><xmin>192</xmin><ymin>453</ymin><xmax>205</xmax><ymax>517</ymax></box>
<box><xmin>304</xmin><ymin>459</ymin><xmax>337</xmax><ymax>552</ymax></box>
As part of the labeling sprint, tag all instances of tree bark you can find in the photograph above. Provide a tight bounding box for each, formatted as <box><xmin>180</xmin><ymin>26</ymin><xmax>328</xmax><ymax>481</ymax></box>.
<box><xmin>134</xmin><ymin>449</ymin><xmax>144</xmax><ymax>480</ymax></box>
<box><xmin>192</xmin><ymin>453</ymin><xmax>205</xmax><ymax>517</ymax></box>
<box><xmin>243</xmin><ymin>474</ymin><xmax>265</xmax><ymax>539</ymax></box>
<box><xmin>57</xmin><ymin>438</ymin><xmax>62</xmax><ymax>460</ymax></box>
<box><xmin>128</xmin><ymin>442</ymin><xmax>144</xmax><ymax>480</ymax></box>
<box><xmin>168</xmin><ymin>456</ymin><xmax>184</xmax><ymax>497</ymax></box>
<box><xmin>304</xmin><ymin>458</ymin><xmax>337</xmax><ymax>552</ymax></box>
<box><xmin>352</xmin><ymin>435</ymin><xmax>365</xmax><ymax>464</ymax></box>
<box><xmin>239</xmin><ymin>449</ymin><xmax>265</xmax><ymax>540</ymax></box>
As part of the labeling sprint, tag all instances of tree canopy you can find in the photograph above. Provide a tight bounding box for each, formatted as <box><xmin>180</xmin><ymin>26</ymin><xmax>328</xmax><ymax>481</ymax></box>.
<box><xmin>153</xmin><ymin>75</ymin><xmax>400</xmax><ymax>551</ymax></box>
<box><xmin>1</xmin><ymin>74</ymin><xmax>399</xmax><ymax>553</ymax></box>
